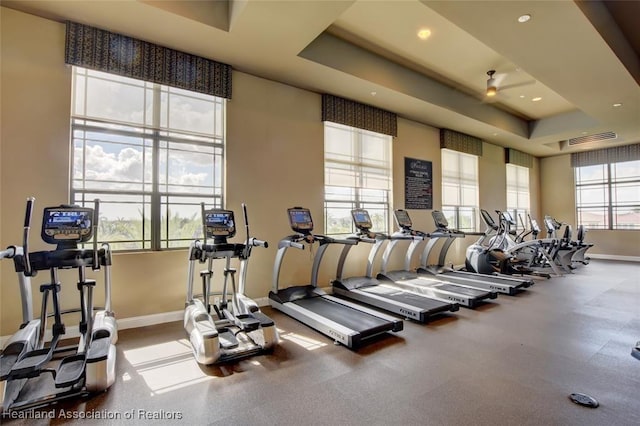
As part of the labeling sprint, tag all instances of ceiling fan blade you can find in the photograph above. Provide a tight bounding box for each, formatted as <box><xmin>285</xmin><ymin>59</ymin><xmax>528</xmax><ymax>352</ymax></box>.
<box><xmin>493</xmin><ymin>73</ymin><xmax>507</xmax><ymax>85</ymax></box>
<box><xmin>500</xmin><ymin>80</ymin><xmax>536</xmax><ymax>90</ymax></box>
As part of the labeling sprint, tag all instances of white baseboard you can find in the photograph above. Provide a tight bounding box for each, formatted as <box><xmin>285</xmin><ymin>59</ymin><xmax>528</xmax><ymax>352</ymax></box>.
<box><xmin>116</xmin><ymin>310</ymin><xmax>183</xmax><ymax>331</ymax></box>
<box><xmin>254</xmin><ymin>296</ymin><xmax>269</xmax><ymax>307</ymax></box>
<box><xmin>589</xmin><ymin>254</ymin><xmax>640</xmax><ymax>262</ymax></box>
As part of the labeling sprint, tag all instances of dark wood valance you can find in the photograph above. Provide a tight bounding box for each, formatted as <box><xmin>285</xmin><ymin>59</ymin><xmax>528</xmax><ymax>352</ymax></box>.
<box><xmin>440</xmin><ymin>129</ymin><xmax>483</xmax><ymax>156</ymax></box>
<box><xmin>322</xmin><ymin>94</ymin><xmax>397</xmax><ymax>137</ymax></box>
<box><xmin>65</xmin><ymin>21</ymin><xmax>232</xmax><ymax>99</ymax></box>
<box><xmin>505</xmin><ymin>148</ymin><xmax>533</xmax><ymax>168</ymax></box>
<box><xmin>571</xmin><ymin>143</ymin><xmax>640</xmax><ymax>167</ymax></box>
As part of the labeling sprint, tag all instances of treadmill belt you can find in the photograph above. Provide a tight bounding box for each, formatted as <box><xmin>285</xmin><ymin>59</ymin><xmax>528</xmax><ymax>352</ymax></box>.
<box><xmin>293</xmin><ymin>297</ymin><xmax>391</xmax><ymax>334</ymax></box>
<box><xmin>435</xmin><ymin>283</ymin><xmax>487</xmax><ymax>297</ymax></box>
<box><xmin>361</xmin><ymin>285</ymin><xmax>452</xmax><ymax>310</ymax></box>
<box><xmin>443</xmin><ymin>271</ymin><xmax>528</xmax><ymax>287</ymax></box>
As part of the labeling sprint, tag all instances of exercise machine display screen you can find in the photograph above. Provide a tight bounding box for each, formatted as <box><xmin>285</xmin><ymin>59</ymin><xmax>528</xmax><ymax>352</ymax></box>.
<box><xmin>351</xmin><ymin>209</ymin><xmax>372</xmax><ymax>230</ymax></box>
<box><xmin>394</xmin><ymin>210</ymin><xmax>412</xmax><ymax>229</ymax></box>
<box><xmin>288</xmin><ymin>208</ymin><xmax>313</xmax><ymax>233</ymax></box>
<box><xmin>432</xmin><ymin>211</ymin><xmax>449</xmax><ymax>229</ymax></box>
<box><xmin>502</xmin><ymin>211</ymin><xmax>516</xmax><ymax>225</ymax></box>
<box><xmin>204</xmin><ymin>209</ymin><xmax>236</xmax><ymax>237</ymax></box>
<box><xmin>42</xmin><ymin>207</ymin><xmax>93</xmax><ymax>243</ymax></box>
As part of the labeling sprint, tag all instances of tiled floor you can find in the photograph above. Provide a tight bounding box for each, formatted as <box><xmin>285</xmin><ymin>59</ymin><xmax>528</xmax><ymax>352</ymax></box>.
<box><xmin>4</xmin><ymin>260</ymin><xmax>640</xmax><ymax>425</ymax></box>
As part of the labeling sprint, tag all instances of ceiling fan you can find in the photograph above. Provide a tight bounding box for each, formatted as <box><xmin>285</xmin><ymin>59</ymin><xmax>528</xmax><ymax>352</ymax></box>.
<box><xmin>485</xmin><ymin>69</ymin><xmax>535</xmax><ymax>99</ymax></box>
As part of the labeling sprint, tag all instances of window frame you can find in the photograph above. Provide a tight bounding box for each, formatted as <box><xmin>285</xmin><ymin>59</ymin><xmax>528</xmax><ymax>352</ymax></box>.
<box><xmin>323</xmin><ymin>122</ymin><xmax>392</xmax><ymax>236</ymax></box>
<box><xmin>575</xmin><ymin>160</ymin><xmax>640</xmax><ymax>230</ymax></box>
<box><xmin>506</xmin><ymin>163</ymin><xmax>531</xmax><ymax>231</ymax></box>
<box><xmin>70</xmin><ymin>67</ymin><xmax>226</xmax><ymax>251</ymax></box>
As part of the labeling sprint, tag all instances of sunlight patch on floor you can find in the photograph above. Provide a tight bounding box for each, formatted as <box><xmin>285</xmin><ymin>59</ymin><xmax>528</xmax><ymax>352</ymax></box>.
<box><xmin>278</xmin><ymin>328</ymin><xmax>327</xmax><ymax>351</ymax></box>
<box><xmin>123</xmin><ymin>338</ymin><xmax>212</xmax><ymax>395</ymax></box>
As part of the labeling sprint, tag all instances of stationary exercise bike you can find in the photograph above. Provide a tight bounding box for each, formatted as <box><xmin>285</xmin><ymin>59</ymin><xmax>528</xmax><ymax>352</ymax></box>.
<box><xmin>0</xmin><ymin>198</ymin><xmax>117</xmax><ymax>412</ymax></box>
<box><xmin>184</xmin><ymin>203</ymin><xmax>276</xmax><ymax>365</ymax></box>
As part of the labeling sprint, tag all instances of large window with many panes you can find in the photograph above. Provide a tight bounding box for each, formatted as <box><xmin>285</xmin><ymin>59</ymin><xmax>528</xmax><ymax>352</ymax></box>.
<box><xmin>441</xmin><ymin>149</ymin><xmax>479</xmax><ymax>231</ymax></box>
<box><xmin>71</xmin><ymin>67</ymin><xmax>225</xmax><ymax>250</ymax></box>
<box><xmin>506</xmin><ymin>163</ymin><xmax>530</xmax><ymax>230</ymax></box>
<box><xmin>324</xmin><ymin>122</ymin><xmax>392</xmax><ymax>235</ymax></box>
<box><xmin>575</xmin><ymin>160</ymin><xmax>640</xmax><ymax>230</ymax></box>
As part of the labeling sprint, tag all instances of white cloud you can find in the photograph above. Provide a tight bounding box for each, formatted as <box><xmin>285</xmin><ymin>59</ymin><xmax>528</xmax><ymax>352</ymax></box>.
<box><xmin>76</xmin><ymin>144</ymin><xmax>210</xmax><ymax>187</ymax></box>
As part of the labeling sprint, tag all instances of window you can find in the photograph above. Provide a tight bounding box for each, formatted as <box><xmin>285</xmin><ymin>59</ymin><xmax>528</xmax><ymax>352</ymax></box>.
<box><xmin>575</xmin><ymin>160</ymin><xmax>640</xmax><ymax>230</ymax></box>
<box><xmin>71</xmin><ymin>67</ymin><xmax>225</xmax><ymax>250</ymax></box>
<box><xmin>441</xmin><ymin>149</ymin><xmax>479</xmax><ymax>231</ymax></box>
<box><xmin>324</xmin><ymin>122</ymin><xmax>392</xmax><ymax>235</ymax></box>
<box><xmin>506</xmin><ymin>163</ymin><xmax>530</xmax><ymax>230</ymax></box>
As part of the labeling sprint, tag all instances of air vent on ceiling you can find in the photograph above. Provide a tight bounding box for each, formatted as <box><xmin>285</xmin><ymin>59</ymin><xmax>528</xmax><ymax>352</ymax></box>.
<box><xmin>568</xmin><ymin>131</ymin><xmax>617</xmax><ymax>146</ymax></box>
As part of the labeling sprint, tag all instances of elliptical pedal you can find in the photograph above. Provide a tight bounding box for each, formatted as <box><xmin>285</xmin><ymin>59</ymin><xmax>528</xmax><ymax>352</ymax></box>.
<box><xmin>0</xmin><ymin>342</ymin><xmax>30</xmax><ymax>379</ymax></box>
<box><xmin>9</xmin><ymin>348</ymin><xmax>53</xmax><ymax>379</ymax></box>
<box><xmin>251</xmin><ymin>311</ymin><xmax>275</xmax><ymax>328</ymax></box>
<box><xmin>55</xmin><ymin>354</ymin><xmax>86</xmax><ymax>388</ymax></box>
<box><xmin>229</xmin><ymin>311</ymin><xmax>261</xmax><ymax>332</ymax></box>
<box><xmin>217</xmin><ymin>328</ymin><xmax>240</xmax><ymax>349</ymax></box>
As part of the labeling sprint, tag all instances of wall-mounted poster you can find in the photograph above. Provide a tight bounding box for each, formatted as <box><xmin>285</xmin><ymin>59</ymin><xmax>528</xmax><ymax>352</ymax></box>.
<box><xmin>405</xmin><ymin>157</ymin><xmax>432</xmax><ymax>210</ymax></box>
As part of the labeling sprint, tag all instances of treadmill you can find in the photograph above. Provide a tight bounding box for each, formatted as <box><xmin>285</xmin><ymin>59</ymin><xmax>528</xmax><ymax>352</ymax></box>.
<box><xmin>268</xmin><ymin>207</ymin><xmax>402</xmax><ymax>349</ymax></box>
<box><xmin>332</xmin><ymin>209</ymin><xmax>459</xmax><ymax>323</ymax></box>
<box><xmin>377</xmin><ymin>210</ymin><xmax>497</xmax><ymax>309</ymax></box>
<box><xmin>417</xmin><ymin>210</ymin><xmax>533</xmax><ymax>295</ymax></box>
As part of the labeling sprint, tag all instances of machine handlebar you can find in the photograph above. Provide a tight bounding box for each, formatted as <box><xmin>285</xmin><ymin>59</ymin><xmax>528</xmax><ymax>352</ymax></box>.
<box><xmin>22</xmin><ymin>197</ymin><xmax>35</xmax><ymax>277</ymax></box>
<box><xmin>289</xmin><ymin>241</ymin><xmax>305</xmax><ymax>250</ymax></box>
<box><xmin>250</xmin><ymin>238</ymin><xmax>268</xmax><ymax>248</ymax></box>
<box><xmin>0</xmin><ymin>246</ymin><xmax>18</xmax><ymax>259</ymax></box>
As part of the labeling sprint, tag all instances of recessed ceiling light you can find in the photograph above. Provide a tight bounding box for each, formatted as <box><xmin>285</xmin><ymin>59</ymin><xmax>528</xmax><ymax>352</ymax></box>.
<box><xmin>417</xmin><ymin>29</ymin><xmax>431</xmax><ymax>40</ymax></box>
<box><xmin>492</xmin><ymin>133</ymin><xmax>498</xmax><ymax>136</ymax></box>
<box><xmin>532</xmin><ymin>97</ymin><xmax>542</xmax><ymax>102</ymax></box>
<box><xmin>518</xmin><ymin>14</ymin><xmax>531</xmax><ymax>23</ymax></box>
<box><xmin>519</xmin><ymin>95</ymin><xmax>525</xmax><ymax>99</ymax></box>
<box><xmin>613</xmin><ymin>103</ymin><xmax>623</xmax><ymax>107</ymax></box>
<box><xmin>371</xmin><ymin>91</ymin><xmax>377</xmax><ymax>96</ymax></box>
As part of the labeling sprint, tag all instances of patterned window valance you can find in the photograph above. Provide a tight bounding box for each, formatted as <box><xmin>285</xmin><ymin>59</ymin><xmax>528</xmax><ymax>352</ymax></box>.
<box><xmin>440</xmin><ymin>129</ymin><xmax>483</xmax><ymax>156</ymax></box>
<box><xmin>570</xmin><ymin>143</ymin><xmax>640</xmax><ymax>167</ymax></box>
<box><xmin>322</xmin><ymin>94</ymin><xmax>397</xmax><ymax>137</ymax></box>
<box><xmin>505</xmin><ymin>148</ymin><xmax>533</xmax><ymax>168</ymax></box>
<box><xmin>65</xmin><ymin>21</ymin><xmax>232</xmax><ymax>99</ymax></box>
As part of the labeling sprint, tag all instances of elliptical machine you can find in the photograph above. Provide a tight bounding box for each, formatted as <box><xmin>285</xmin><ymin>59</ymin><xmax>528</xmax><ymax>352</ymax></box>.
<box><xmin>184</xmin><ymin>203</ymin><xmax>276</xmax><ymax>365</ymax></box>
<box><xmin>466</xmin><ymin>209</ymin><xmax>562</xmax><ymax>278</ymax></box>
<box><xmin>1</xmin><ymin>198</ymin><xmax>117</xmax><ymax>412</ymax></box>
<box><xmin>465</xmin><ymin>209</ymin><xmax>517</xmax><ymax>275</ymax></box>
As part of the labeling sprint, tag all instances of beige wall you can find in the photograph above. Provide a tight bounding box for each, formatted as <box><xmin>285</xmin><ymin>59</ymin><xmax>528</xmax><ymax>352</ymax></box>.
<box><xmin>540</xmin><ymin>154</ymin><xmax>640</xmax><ymax>258</ymax></box>
<box><xmin>0</xmin><ymin>8</ymin><xmax>554</xmax><ymax>335</ymax></box>
<box><xmin>1</xmin><ymin>8</ymin><xmax>75</xmax><ymax>334</ymax></box>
